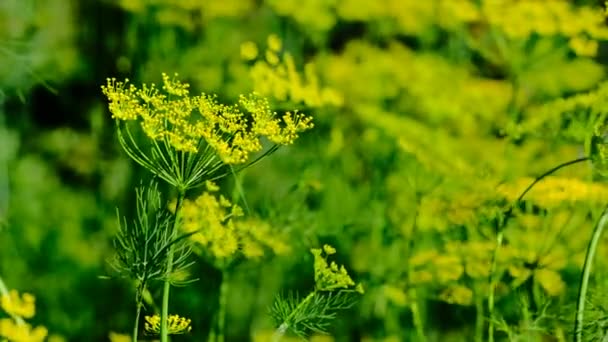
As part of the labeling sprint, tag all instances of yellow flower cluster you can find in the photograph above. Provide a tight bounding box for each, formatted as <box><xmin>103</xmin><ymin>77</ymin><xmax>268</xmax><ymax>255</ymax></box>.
<box><xmin>0</xmin><ymin>319</ymin><xmax>48</xmax><ymax>342</ymax></box>
<box><xmin>323</xmin><ymin>41</ymin><xmax>512</xmax><ymax>134</ymax></box>
<box><xmin>144</xmin><ymin>314</ymin><xmax>192</xmax><ymax>335</ymax></box>
<box><xmin>265</xmin><ymin>0</ymin><xmax>336</xmax><ymax>32</ymax></box>
<box><xmin>180</xmin><ymin>182</ymin><xmax>290</xmax><ymax>260</ymax></box>
<box><xmin>405</xmin><ymin>206</ymin><xmax>589</xmax><ymax>306</ymax></box>
<box><xmin>114</xmin><ymin>0</ymin><xmax>255</xmax><ymax>29</ymax></box>
<box><xmin>101</xmin><ymin>73</ymin><xmax>313</xmax><ymax>163</ymax></box>
<box><xmin>0</xmin><ymin>290</ymin><xmax>48</xmax><ymax>342</ymax></box>
<box><xmin>243</xmin><ymin>35</ymin><xmax>343</xmax><ymax>108</ymax></box>
<box><xmin>504</xmin><ymin>235</ymin><xmax>568</xmax><ymax>297</ymax></box>
<box><xmin>519</xmin><ymin>80</ymin><xmax>608</xmax><ymax>139</ymax></box>
<box><xmin>311</xmin><ymin>244</ymin><xmax>364</xmax><ymax>293</ymax></box>
<box><xmin>1</xmin><ymin>290</ymin><xmax>36</xmax><ymax>318</ymax></box>
<box><xmin>497</xmin><ymin>176</ymin><xmax>608</xmax><ymax>208</ymax></box>
<box><xmin>482</xmin><ymin>1</ymin><xmax>608</xmax><ymax>43</ymax></box>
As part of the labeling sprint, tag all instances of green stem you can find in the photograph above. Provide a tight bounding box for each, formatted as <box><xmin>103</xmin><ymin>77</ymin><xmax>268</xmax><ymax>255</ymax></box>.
<box><xmin>574</xmin><ymin>205</ymin><xmax>608</xmax><ymax>342</ymax></box>
<box><xmin>160</xmin><ymin>193</ymin><xmax>185</xmax><ymax>342</ymax></box>
<box><xmin>133</xmin><ymin>299</ymin><xmax>142</xmax><ymax>342</ymax></box>
<box><xmin>475</xmin><ymin>291</ymin><xmax>484</xmax><ymax>342</ymax></box>
<box><xmin>488</xmin><ymin>157</ymin><xmax>589</xmax><ymax>342</ymax></box>
<box><xmin>487</xmin><ymin>231</ymin><xmax>503</xmax><ymax>342</ymax></box>
<box><xmin>272</xmin><ymin>291</ymin><xmax>317</xmax><ymax>342</ymax></box>
<box><xmin>217</xmin><ymin>269</ymin><xmax>229</xmax><ymax>342</ymax></box>
<box><xmin>410</xmin><ymin>290</ymin><xmax>426</xmax><ymax>342</ymax></box>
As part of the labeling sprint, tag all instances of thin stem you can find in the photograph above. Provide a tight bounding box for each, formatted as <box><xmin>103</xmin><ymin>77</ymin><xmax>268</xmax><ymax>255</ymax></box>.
<box><xmin>133</xmin><ymin>300</ymin><xmax>142</xmax><ymax>342</ymax></box>
<box><xmin>514</xmin><ymin>157</ymin><xmax>589</xmax><ymax>205</ymax></box>
<box><xmin>217</xmin><ymin>269</ymin><xmax>230</xmax><ymax>342</ymax></box>
<box><xmin>574</xmin><ymin>205</ymin><xmax>608</xmax><ymax>342</ymax></box>
<box><xmin>487</xmin><ymin>230</ymin><xmax>503</xmax><ymax>342</ymax></box>
<box><xmin>160</xmin><ymin>192</ymin><xmax>185</xmax><ymax>342</ymax></box>
<box><xmin>475</xmin><ymin>291</ymin><xmax>484</xmax><ymax>342</ymax></box>
<box><xmin>271</xmin><ymin>291</ymin><xmax>316</xmax><ymax>342</ymax></box>
<box><xmin>488</xmin><ymin>157</ymin><xmax>589</xmax><ymax>342</ymax></box>
<box><xmin>410</xmin><ymin>289</ymin><xmax>427</xmax><ymax>342</ymax></box>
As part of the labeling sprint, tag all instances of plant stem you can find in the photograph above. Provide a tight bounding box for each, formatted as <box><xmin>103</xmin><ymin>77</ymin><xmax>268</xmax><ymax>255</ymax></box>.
<box><xmin>487</xmin><ymin>157</ymin><xmax>589</xmax><ymax>342</ymax></box>
<box><xmin>160</xmin><ymin>192</ymin><xmax>185</xmax><ymax>342</ymax></box>
<box><xmin>574</xmin><ymin>205</ymin><xmax>608</xmax><ymax>342</ymax></box>
<box><xmin>271</xmin><ymin>291</ymin><xmax>316</xmax><ymax>342</ymax></box>
<box><xmin>217</xmin><ymin>269</ymin><xmax>229</xmax><ymax>342</ymax></box>
<box><xmin>475</xmin><ymin>292</ymin><xmax>484</xmax><ymax>342</ymax></box>
<box><xmin>487</xmin><ymin>230</ymin><xmax>503</xmax><ymax>342</ymax></box>
<box><xmin>133</xmin><ymin>300</ymin><xmax>142</xmax><ymax>342</ymax></box>
<box><xmin>409</xmin><ymin>289</ymin><xmax>426</xmax><ymax>342</ymax></box>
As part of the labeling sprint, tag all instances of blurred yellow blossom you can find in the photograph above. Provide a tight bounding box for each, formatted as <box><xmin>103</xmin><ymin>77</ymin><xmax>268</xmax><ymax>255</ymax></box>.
<box><xmin>240</xmin><ymin>41</ymin><xmax>258</xmax><ymax>61</ymax></box>
<box><xmin>144</xmin><ymin>314</ymin><xmax>192</xmax><ymax>335</ymax></box>
<box><xmin>180</xmin><ymin>190</ymin><xmax>290</xmax><ymax>261</ymax></box>
<box><xmin>1</xmin><ymin>290</ymin><xmax>36</xmax><ymax>319</ymax></box>
<box><xmin>248</xmin><ymin>36</ymin><xmax>344</xmax><ymax>107</ymax></box>
<box><xmin>311</xmin><ymin>245</ymin><xmax>363</xmax><ymax>293</ymax></box>
<box><xmin>0</xmin><ymin>319</ymin><xmax>48</xmax><ymax>342</ymax></box>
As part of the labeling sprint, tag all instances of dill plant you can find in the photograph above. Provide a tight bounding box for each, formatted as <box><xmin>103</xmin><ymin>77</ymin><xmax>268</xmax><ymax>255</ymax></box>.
<box><xmin>269</xmin><ymin>244</ymin><xmax>363</xmax><ymax>341</ymax></box>
<box><xmin>101</xmin><ymin>73</ymin><xmax>312</xmax><ymax>341</ymax></box>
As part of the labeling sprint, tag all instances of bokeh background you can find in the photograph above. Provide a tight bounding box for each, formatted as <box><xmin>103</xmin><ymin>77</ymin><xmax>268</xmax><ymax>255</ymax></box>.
<box><xmin>3</xmin><ymin>0</ymin><xmax>608</xmax><ymax>341</ymax></box>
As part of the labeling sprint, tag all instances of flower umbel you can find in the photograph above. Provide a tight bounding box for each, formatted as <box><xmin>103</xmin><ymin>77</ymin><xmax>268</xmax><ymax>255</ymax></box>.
<box><xmin>101</xmin><ymin>73</ymin><xmax>313</xmax><ymax>191</ymax></box>
<box><xmin>144</xmin><ymin>314</ymin><xmax>192</xmax><ymax>335</ymax></box>
<box><xmin>0</xmin><ymin>290</ymin><xmax>36</xmax><ymax>319</ymax></box>
<box><xmin>311</xmin><ymin>244</ymin><xmax>363</xmax><ymax>293</ymax></box>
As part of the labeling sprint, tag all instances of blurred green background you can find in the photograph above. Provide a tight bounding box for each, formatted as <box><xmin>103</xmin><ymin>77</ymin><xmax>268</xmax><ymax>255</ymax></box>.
<box><xmin>3</xmin><ymin>0</ymin><xmax>608</xmax><ymax>341</ymax></box>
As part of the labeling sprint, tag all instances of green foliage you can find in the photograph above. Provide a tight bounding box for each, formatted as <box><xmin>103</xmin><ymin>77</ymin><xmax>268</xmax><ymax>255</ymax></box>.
<box><xmin>270</xmin><ymin>291</ymin><xmax>356</xmax><ymax>339</ymax></box>
<box><xmin>111</xmin><ymin>181</ymin><xmax>193</xmax><ymax>287</ymax></box>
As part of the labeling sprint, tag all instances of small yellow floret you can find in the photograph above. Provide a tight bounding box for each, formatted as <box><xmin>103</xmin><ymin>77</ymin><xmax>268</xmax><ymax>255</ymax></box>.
<box><xmin>1</xmin><ymin>290</ymin><xmax>36</xmax><ymax>319</ymax></box>
<box><xmin>241</xmin><ymin>41</ymin><xmax>259</xmax><ymax>60</ymax></box>
<box><xmin>0</xmin><ymin>318</ymin><xmax>48</xmax><ymax>342</ymax></box>
<box><xmin>144</xmin><ymin>314</ymin><xmax>192</xmax><ymax>335</ymax></box>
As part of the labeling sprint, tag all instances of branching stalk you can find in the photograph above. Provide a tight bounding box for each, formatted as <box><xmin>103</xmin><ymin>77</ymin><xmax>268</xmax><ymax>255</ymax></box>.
<box><xmin>574</xmin><ymin>205</ymin><xmax>608</xmax><ymax>342</ymax></box>
<box><xmin>271</xmin><ymin>291</ymin><xmax>316</xmax><ymax>342</ymax></box>
<box><xmin>487</xmin><ymin>157</ymin><xmax>589</xmax><ymax>342</ymax></box>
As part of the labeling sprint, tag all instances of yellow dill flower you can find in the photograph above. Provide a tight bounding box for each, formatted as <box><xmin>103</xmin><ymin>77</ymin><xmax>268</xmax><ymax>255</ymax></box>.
<box><xmin>1</xmin><ymin>290</ymin><xmax>36</xmax><ymax>319</ymax></box>
<box><xmin>267</xmin><ymin>34</ymin><xmax>282</xmax><ymax>52</ymax></box>
<box><xmin>248</xmin><ymin>37</ymin><xmax>344</xmax><ymax>108</ymax></box>
<box><xmin>144</xmin><ymin>314</ymin><xmax>192</xmax><ymax>335</ymax></box>
<box><xmin>181</xmin><ymin>192</ymin><xmax>290</xmax><ymax>261</ymax></box>
<box><xmin>101</xmin><ymin>73</ymin><xmax>313</xmax><ymax>190</ymax></box>
<box><xmin>0</xmin><ymin>318</ymin><xmax>48</xmax><ymax>342</ymax></box>
<box><xmin>102</xmin><ymin>73</ymin><xmax>312</xmax><ymax>155</ymax></box>
<box><xmin>383</xmin><ymin>284</ymin><xmax>408</xmax><ymax>306</ymax></box>
<box><xmin>108</xmin><ymin>331</ymin><xmax>132</xmax><ymax>342</ymax></box>
<box><xmin>569</xmin><ymin>35</ymin><xmax>598</xmax><ymax>57</ymax></box>
<box><xmin>438</xmin><ymin>285</ymin><xmax>473</xmax><ymax>306</ymax></box>
<box><xmin>311</xmin><ymin>245</ymin><xmax>362</xmax><ymax>293</ymax></box>
<box><xmin>240</xmin><ymin>41</ymin><xmax>259</xmax><ymax>60</ymax></box>
<box><xmin>497</xmin><ymin>176</ymin><xmax>608</xmax><ymax>207</ymax></box>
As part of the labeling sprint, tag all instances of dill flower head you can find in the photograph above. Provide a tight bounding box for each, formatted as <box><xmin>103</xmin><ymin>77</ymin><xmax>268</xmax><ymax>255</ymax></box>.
<box><xmin>180</xmin><ymin>185</ymin><xmax>290</xmax><ymax>262</ymax></box>
<box><xmin>1</xmin><ymin>290</ymin><xmax>36</xmax><ymax>319</ymax></box>
<box><xmin>101</xmin><ymin>73</ymin><xmax>313</xmax><ymax>191</ymax></box>
<box><xmin>311</xmin><ymin>244</ymin><xmax>363</xmax><ymax>293</ymax></box>
<box><xmin>101</xmin><ymin>73</ymin><xmax>312</xmax><ymax>155</ymax></box>
<box><xmin>144</xmin><ymin>314</ymin><xmax>192</xmax><ymax>335</ymax></box>
<box><xmin>0</xmin><ymin>319</ymin><xmax>48</xmax><ymax>342</ymax></box>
